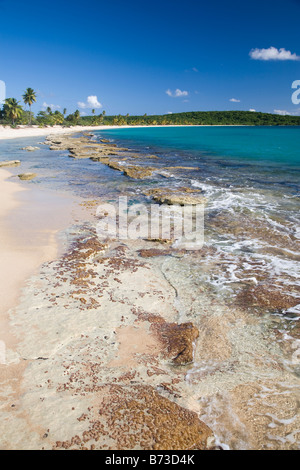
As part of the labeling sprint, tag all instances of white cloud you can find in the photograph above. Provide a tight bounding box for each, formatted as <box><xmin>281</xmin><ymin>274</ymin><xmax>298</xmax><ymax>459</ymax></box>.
<box><xmin>229</xmin><ymin>98</ymin><xmax>241</xmax><ymax>103</ymax></box>
<box><xmin>274</xmin><ymin>109</ymin><xmax>291</xmax><ymax>116</ymax></box>
<box><xmin>184</xmin><ymin>67</ymin><xmax>199</xmax><ymax>73</ymax></box>
<box><xmin>274</xmin><ymin>109</ymin><xmax>300</xmax><ymax>116</ymax></box>
<box><xmin>249</xmin><ymin>109</ymin><xmax>256</xmax><ymax>112</ymax></box>
<box><xmin>249</xmin><ymin>47</ymin><xmax>300</xmax><ymax>61</ymax></box>
<box><xmin>78</xmin><ymin>95</ymin><xmax>103</xmax><ymax>109</ymax></box>
<box><xmin>166</xmin><ymin>89</ymin><xmax>189</xmax><ymax>98</ymax></box>
<box><xmin>42</xmin><ymin>102</ymin><xmax>60</xmax><ymax>110</ymax></box>
<box><xmin>87</xmin><ymin>95</ymin><xmax>102</xmax><ymax>108</ymax></box>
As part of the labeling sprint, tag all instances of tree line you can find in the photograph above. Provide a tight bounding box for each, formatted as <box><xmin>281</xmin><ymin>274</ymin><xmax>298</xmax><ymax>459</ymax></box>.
<box><xmin>1</xmin><ymin>88</ymin><xmax>300</xmax><ymax>127</ymax></box>
<box><xmin>99</xmin><ymin>111</ymin><xmax>300</xmax><ymax>126</ymax></box>
<box><xmin>0</xmin><ymin>88</ymin><xmax>107</xmax><ymax>127</ymax></box>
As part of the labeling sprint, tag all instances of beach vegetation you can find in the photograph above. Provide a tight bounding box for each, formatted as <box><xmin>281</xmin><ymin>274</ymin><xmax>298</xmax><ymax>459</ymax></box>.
<box><xmin>1</xmin><ymin>99</ymin><xmax>300</xmax><ymax>128</ymax></box>
<box><xmin>22</xmin><ymin>88</ymin><xmax>37</xmax><ymax>125</ymax></box>
<box><xmin>35</xmin><ymin>109</ymin><xmax>64</xmax><ymax>127</ymax></box>
<box><xmin>94</xmin><ymin>110</ymin><xmax>300</xmax><ymax>127</ymax></box>
<box><xmin>2</xmin><ymin>98</ymin><xmax>24</xmax><ymax>125</ymax></box>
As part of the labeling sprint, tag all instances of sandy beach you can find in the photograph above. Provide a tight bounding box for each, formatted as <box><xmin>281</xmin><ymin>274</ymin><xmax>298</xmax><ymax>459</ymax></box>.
<box><xmin>0</xmin><ymin>166</ymin><xmax>78</xmax><ymax>411</ymax></box>
<box><xmin>0</xmin><ymin>125</ymin><xmax>119</xmax><ymax>141</ymax></box>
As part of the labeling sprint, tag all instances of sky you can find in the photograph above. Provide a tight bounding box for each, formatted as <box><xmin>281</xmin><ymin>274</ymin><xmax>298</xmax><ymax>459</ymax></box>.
<box><xmin>0</xmin><ymin>0</ymin><xmax>300</xmax><ymax>116</ymax></box>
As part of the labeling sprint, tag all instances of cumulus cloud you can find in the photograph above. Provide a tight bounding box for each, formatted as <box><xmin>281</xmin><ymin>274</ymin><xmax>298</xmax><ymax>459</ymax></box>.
<box><xmin>229</xmin><ymin>98</ymin><xmax>241</xmax><ymax>102</ymax></box>
<box><xmin>249</xmin><ymin>47</ymin><xmax>300</xmax><ymax>61</ymax></box>
<box><xmin>42</xmin><ymin>102</ymin><xmax>60</xmax><ymax>110</ymax></box>
<box><xmin>249</xmin><ymin>109</ymin><xmax>256</xmax><ymax>112</ymax></box>
<box><xmin>78</xmin><ymin>95</ymin><xmax>103</xmax><ymax>109</ymax></box>
<box><xmin>166</xmin><ymin>89</ymin><xmax>189</xmax><ymax>98</ymax></box>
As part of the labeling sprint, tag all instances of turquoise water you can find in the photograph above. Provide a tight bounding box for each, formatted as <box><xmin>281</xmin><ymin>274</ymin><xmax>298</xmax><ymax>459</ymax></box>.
<box><xmin>96</xmin><ymin>126</ymin><xmax>300</xmax><ymax>195</ymax></box>
<box><xmin>95</xmin><ymin>126</ymin><xmax>300</xmax><ymax>310</ymax></box>
<box><xmin>96</xmin><ymin>126</ymin><xmax>300</xmax><ymax>167</ymax></box>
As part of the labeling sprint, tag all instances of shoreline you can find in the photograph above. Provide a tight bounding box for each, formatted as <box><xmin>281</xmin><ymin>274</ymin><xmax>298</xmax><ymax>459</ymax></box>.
<box><xmin>0</xmin><ymin>169</ymin><xmax>28</xmax><ymax>352</ymax></box>
<box><xmin>0</xmin><ymin>123</ymin><xmax>257</xmax><ymax>141</ymax></box>
<box><xmin>0</xmin><ymin>167</ymin><xmax>82</xmax><ymax>440</ymax></box>
<box><xmin>0</xmin><ymin>168</ymin><xmax>77</xmax><ymax>321</ymax></box>
<box><xmin>0</xmin><ymin>125</ymin><xmax>113</xmax><ymax>141</ymax></box>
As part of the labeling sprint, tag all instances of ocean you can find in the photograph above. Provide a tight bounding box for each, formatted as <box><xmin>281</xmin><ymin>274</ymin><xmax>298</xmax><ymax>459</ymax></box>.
<box><xmin>94</xmin><ymin>126</ymin><xmax>300</xmax><ymax>311</ymax></box>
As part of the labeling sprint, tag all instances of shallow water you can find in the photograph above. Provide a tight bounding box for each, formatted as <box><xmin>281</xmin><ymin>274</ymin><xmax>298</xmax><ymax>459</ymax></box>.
<box><xmin>93</xmin><ymin>126</ymin><xmax>300</xmax><ymax>448</ymax></box>
<box><xmin>94</xmin><ymin>126</ymin><xmax>300</xmax><ymax>309</ymax></box>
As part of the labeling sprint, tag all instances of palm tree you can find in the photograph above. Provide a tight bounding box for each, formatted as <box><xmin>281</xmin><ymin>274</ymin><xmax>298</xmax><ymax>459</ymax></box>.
<box><xmin>22</xmin><ymin>88</ymin><xmax>37</xmax><ymax>125</ymax></box>
<box><xmin>53</xmin><ymin>111</ymin><xmax>64</xmax><ymax>125</ymax></box>
<box><xmin>63</xmin><ymin>108</ymin><xmax>67</xmax><ymax>116</ymax></box>
<box><xmin>4</xmin><ymin>98</ymin><xmax>23</xmax><ymax>125</ymax></box>
<box><xmin>74</xmin><ymin>109</ymin><xmax>80</xmax><ymax>124</ymax></box>
<box><xmin>92</xmin><ymin>109</ymin><xmax>95</xmax><ymax>115</ymax></box>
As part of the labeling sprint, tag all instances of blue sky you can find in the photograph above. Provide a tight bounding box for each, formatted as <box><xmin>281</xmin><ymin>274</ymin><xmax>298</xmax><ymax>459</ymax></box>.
<box><xmin>0</xmin><ymin>0</ymin><xmax>299</xmax><ymax>116</ymax></box>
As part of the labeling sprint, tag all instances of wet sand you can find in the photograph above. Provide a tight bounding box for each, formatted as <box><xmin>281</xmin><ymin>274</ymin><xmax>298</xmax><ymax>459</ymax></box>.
<box><xmin>0</xmin><ymin>168</ymin><xmax>80</xmax><ymax>448</ymax></box>
<box><xmin>0</xmin><ymin>169</ymin><xmax>76</xmax><ymax>339</ymax></box>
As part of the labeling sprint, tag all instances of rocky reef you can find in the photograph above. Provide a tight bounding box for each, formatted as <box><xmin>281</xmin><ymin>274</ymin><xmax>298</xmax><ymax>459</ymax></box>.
<box><xmin>44</xmin><ymin>133</ymin><xmax>159</xmax><ymax>180</ymax></box>
<box><xmin>144</xmin><ymin>187</ymin><xmax>206</xmax><ymax>206</ymax></box>
<box><xmin>0</xmin><ymin>160</ymin><xmax>21</xmax><ymax>168</ymax></box>
<box><xmin>44</xmin><ymin>135</ymin><xmax>206</xmax><ymax>200</ymax></box>
<box><xmin>17</xmin><ymin>172</ymin><xmax>37</xmax><ymax>181</ymax></box>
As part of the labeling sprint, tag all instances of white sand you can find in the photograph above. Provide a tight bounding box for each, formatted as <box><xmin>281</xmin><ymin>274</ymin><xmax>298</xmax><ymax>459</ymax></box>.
<box><xmin>0</xmin><ymin>124</ymin><xmax>119</xmax><ymax>140</ymax></box>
